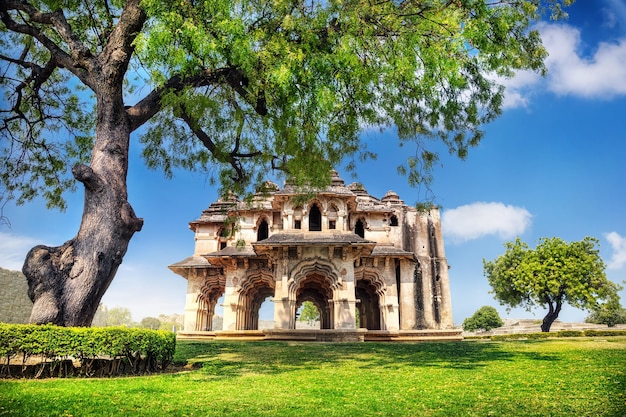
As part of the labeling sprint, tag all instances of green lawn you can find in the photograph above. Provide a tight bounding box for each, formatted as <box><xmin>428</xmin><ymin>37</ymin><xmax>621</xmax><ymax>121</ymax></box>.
<box><xmin>1</xmin><ymin>337</ymin><xmax>625</xmax><ymax>416</ymax></box>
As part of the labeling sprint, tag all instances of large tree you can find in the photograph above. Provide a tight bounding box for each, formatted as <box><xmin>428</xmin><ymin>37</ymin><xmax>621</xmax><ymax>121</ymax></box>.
<box><xmin>1</xmin><ymin>0</ymin><xmax>572</xmax><ymax>326</ymax></box>
<box><xmin>484</xmin><ymin>237</ymin><xmax>622</xmax><ymax>332</ymax></box>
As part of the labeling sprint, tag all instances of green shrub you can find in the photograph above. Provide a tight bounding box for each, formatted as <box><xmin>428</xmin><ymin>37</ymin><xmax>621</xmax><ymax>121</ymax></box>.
<box><xmin>556</xmin><ymin>330</ymin><xmax>584</xmax><ymax>338</ymax></box>
<box><xmin>584</xmin><ymin>329</ymin><xmax>626</xmax><ymax>337</ymax></box>
<box><xmin>462</xmin><ymin>306</ymin><xmax>504</xmax><ymax>332</ymax></box>
<box><xmin>0</xmin><ymin>324</ymin><xmax>175</xmax><ymax>378</ymax></box>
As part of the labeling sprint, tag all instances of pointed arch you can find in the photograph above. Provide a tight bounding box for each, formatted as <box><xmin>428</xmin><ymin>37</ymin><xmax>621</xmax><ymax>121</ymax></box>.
<box><xmin>309</xmin><ymin>202</ymin><xmax>322</xmax><ymax>231</ymax></box>
<box><xmin>236</xmin><ymin>268</ymin><xmax>275</xmax><ymax>330</ymax></box>
<box><xmin>354</xmin><ymin>266</ymin><xmax>386</xmax><ymax>330</ymax></box>
<box><xmin>257</xmin><ymin>216</ymin><xmax>269</xmax><ymax>241</ymax></box>
<box><xmin>288</xmin><ymin>258</ymin><xmax>342</xmax><ymax>329</ymax></box>
<box><xmin>195</xmin><ymin>274</ymin><xmax>226</xmax><ymax>331</ymax></box>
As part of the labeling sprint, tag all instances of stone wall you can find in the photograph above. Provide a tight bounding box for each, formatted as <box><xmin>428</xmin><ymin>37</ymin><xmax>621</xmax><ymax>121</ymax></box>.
<box><xmin>0</xmin><ymin>267</ymin><xmax>33</xmax><ymax>323</ymax></box>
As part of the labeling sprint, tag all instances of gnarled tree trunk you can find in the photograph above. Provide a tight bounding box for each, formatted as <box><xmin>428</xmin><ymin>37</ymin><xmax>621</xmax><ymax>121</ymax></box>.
<box><xmin>540</xmin><ymin>299</ymin><xmax>563</xmax><ymax>332</ymax></box>
<box><xmin>23</xmin><ymin>87</ymin><xmax>143</xmax><ymax>326</ymax></box>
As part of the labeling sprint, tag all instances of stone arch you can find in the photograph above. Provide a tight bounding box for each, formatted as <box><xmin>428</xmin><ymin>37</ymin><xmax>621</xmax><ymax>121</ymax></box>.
<box><xmin>289</xmin><ymin>258</ymin><xmax>342</xmax><ymax>329</ymax></box>
<box><xmin>195</xmin><ymin>275</ymin><xmax>225</xmax><ymax>331</ymax></box>
<box><xmin>354</xmin><ymin>217</ymin><xmax>366</xmax><ymax>238</ymax></box>
<box><xmin>354</xmin><ymin>266</ymin><xmax>386</xmax><ymax>330</ymax></box>
<box><xmin>256</xmin><ymin>216</ymin><xmax>269</xmax><ymax>241</ymax></box>
<box><xmin>327</xmin><ymin>203</ymin><xmax>339</xmax><ymax>230</ymax></box>
<box><xmin>236</xmin><ymin>268</ymin><xmax>275</xmax><ymax>330</ymax></box>
<box><xmin>308</xmin><ymin>202</ymin><xmax>322</xmax><ymax>231</ymax></box>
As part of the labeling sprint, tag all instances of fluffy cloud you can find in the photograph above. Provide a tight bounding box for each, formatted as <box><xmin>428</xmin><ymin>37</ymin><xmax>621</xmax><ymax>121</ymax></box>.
<box><xmin>0</xmin><ymin>231</ymin><xmax>39</xmax><ymax>271</ymax></box>
<box><xmin>604</xmin><ymin>231</ymin><xmax>626</xmax><ymax>269</ymax></box>
<box><xmin>442</xmin><ymin>202</ymin><xmax>532</xmax><ymax>243</ymax></box>
<box><xmin>500</xmin><ymin>23</ymin><xmax>626</xmax><ymax>107</ymax></box>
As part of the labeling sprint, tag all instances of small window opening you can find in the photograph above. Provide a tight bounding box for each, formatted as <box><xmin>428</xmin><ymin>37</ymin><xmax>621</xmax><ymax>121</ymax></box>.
<box><xmin>329</xmin><ymin>220</ymin><xmax>336</xmax><ymax>230</ymax></box>
<box><xmin>390</xmin><ymin>215</ymin><xmax>399</xmax><ymax>227</ymax></box>
<box><xmin>257</xmin><ymin>219</ymin><xmax>269</xmax><ymax>241</ymax></box>
<box><xmin>355</xmin><ymin>219</ymin><xmax>365</xmax><ymax>238</ymax></box>
<box><xmin>309</xmin><ymin>204</ymin><xmax>322</xmax><ymax>231</ymax></box>
<box><xmin>294</xmin><ymin>220</ymin><xmax>301</xmax><ymax>229</ymax></box>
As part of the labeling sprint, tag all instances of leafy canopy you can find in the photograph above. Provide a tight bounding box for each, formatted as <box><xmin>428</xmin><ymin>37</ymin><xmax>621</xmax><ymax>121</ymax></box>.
<box><xmin>484</xmin><ymin>237</ymin><xmax>621</xmax><ymax>314</ymax></box>
<box><xmin>1</xmin><ymin>0</ymin><xmax>574</xmax><ymax>209</ymax></box>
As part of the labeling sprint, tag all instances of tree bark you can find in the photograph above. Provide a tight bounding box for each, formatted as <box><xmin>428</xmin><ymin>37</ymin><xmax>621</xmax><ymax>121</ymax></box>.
<box><xmin>540</xmin><ymin>299</ymin><xmax>563</xmax><ymax>332</ymax></box>
<box><xmin>23</xmin><ymin>83</ymin><xmax>143</xmax><ymax>327</ymax></box>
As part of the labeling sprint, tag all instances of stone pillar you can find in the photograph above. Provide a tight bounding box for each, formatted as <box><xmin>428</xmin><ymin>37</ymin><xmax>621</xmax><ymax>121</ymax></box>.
<box><xmin>183</xmin><ymin>274</ymin><xmax>202</xmax><ymax>332</ymax></box>
<box><xmin>383</xmin><ymin>258</ymin><xmax>399</xmax><ymax>331</ymax></box>
<box><xmin>398</xmin><ymin>259</ymin><xmax>416</xmax><ymax>330</ymax></box>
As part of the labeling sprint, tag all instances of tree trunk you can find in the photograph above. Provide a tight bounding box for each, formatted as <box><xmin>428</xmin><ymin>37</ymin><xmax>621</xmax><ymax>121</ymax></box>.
<box><xmin>540</xmin><ymin>300</ymin><xmax>563</xmax><ymax>332</ymax></box>
<box><xmin>23</xmin><ymin>88</ymin><xmax>143</xmax><ymax>327</ymax></box>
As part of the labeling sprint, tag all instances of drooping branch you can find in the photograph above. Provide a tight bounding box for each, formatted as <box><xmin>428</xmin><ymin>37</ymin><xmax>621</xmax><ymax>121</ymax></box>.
<box><xmin>126</xmin><ymin>67</ymin><xmax>267</xmax><ymax>132</ymax></box>
<box><xmin>178</xmin><ymin>107</ymin><xmax>262</xmax><ymax>184</ymax></box>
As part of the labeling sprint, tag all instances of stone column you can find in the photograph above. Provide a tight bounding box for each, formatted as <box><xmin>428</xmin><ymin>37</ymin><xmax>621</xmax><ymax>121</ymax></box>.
<box><xmin>398</xmin><ymin>259</ymin><xmax>416</xmax><ymax>330</ymax></box>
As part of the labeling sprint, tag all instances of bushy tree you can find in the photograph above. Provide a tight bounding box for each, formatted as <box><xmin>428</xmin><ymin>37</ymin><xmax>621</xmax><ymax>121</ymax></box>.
<box><xmin>1</xmin><ymin>0</ymin><xmax>573</xmax><ymax>326</ymax></box>
<box><xmin>299</xmin><ymin>301</ymin><xmax>320</xmax><ymax>324</ymax></box>
<box><xmin>105</xmin><ymin>306</ymin><xmax>134</xmax><ymax>327</ymax></box>
<box><xmin>484</xmin><ymin>237</ymin><xmax>622</xmax><ymax>332</ymax></box>
<box><xmin>462</xmin><ymin>306</ymin><xmax>503</xmax><ymax>332</ymax></box>
<box><xmin>141</xmin><ymin>316</ymin><xmax>161</xmax><ymax>330</ymax></box>
<box><xmin>585</xmin><ymin>298</ymin><xmax>626</xmax><ymax>327</ymax></box>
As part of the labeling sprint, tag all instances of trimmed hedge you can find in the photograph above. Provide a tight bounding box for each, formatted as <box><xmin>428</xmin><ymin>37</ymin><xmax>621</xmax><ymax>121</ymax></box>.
<box><xmin>0</xmin><ymin>324</ymin><xmax>176</xmax><ymax>378</ymax></box>
<box><xmin>484</xmin><ymin>329</ymin><xmax>626</xmax><ymax>341</ymax></box>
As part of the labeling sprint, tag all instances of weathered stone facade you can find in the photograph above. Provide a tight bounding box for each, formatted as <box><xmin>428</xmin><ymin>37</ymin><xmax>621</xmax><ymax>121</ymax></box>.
<box><xmin>0</xmin><ymin>267</ymin><xmax>33</xmax><ymax>324</ymax></box>
<box><xmin>170</xmin><ymin>172</ymin><xmax>460</xmax><ymax>341</ymax></box>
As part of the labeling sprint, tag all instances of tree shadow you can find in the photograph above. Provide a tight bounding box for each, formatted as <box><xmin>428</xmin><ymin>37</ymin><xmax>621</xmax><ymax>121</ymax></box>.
<box><xmin>173</xmin><ymin>339</ymin><xmax>560</xmax><ymax>380</ymax></box>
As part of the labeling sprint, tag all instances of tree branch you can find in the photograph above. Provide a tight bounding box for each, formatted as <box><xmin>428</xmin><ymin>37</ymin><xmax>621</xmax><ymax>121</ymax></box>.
<box><xmin>126</xmin><ymin>67</ymin><xmax>267</xmax><ymax>132</ymax></box>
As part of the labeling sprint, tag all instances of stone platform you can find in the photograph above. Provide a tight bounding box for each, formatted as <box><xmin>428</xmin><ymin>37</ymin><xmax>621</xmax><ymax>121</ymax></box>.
<box><xmin>177</xmin><ymin>328</ymin><xmax>463</xmax><ymax>342</ymax></box>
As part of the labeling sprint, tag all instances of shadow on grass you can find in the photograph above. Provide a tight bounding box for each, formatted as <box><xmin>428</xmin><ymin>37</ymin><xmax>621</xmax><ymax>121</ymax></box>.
<box><xmin>173</xmin><ymin>340</ymin><xmax>560</xmax><ymax>379</ymax></box>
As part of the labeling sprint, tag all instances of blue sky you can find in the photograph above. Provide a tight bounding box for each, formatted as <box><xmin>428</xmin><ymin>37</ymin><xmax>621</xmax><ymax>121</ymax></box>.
<box><xmin>1</xmin><ymin>0</ymin><xmax>625</xmax><ymax>325</ymax></box>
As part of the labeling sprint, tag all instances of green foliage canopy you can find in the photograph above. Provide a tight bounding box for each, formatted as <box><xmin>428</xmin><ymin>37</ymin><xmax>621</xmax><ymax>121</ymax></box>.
<box><xmin>462</xmin><ymin>305</ymin><xmax>503</xmax><ymax>332</ymax></box>
<box><xmin>298</xmin><ymin>301</ymin><xmax>320</xmax><ymax>323</ymax></box>
<box><xmin>1</xmin><ymin>0</ymin><xmax>574</xmax><ymax>208</ymax></box>
<box><xmin>585</xmin><ymin>298</ymin><xmax>626</xmax><ymax>327</ymax></box>
<box><xmin>484</xmin><ymin>237</ymin><xmax>622</xmax><ymax>331</ymax></box>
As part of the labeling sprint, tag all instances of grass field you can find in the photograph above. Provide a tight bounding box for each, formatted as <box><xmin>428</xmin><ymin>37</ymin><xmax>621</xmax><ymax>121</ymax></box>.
<box><xmin>1</xmin><ymin>337</ymin><xmax>625</xmax><ymax>416</ymax></box>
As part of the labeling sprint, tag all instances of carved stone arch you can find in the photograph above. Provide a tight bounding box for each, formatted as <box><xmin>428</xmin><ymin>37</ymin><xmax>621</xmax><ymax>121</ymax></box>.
<box><xmin>288</xmin><ymin>257</ymin><xmax>342</xmax><ymax>297</ymax></box>
<box><xmin>354</xmin><ymin>216</ymin><xmax>368</xmax><ymax>238</ymax></box>
<box><xmin>195</xmin><ymin>274</ymin><xmax>225</xmax><ymax>331</ymax></box>
<box><xmin>308</xmin><ymin>200</ymin><xmax>323</xmax><ymax>231</ymax></box>
<box><xmin>354</xmin><ymin>265</ymin><xmax>385</xmax><ymax>330</ymax></box>
<box><xmin>289</xmin><ymin>257</ymin><xmax>341</xmax><ymax>329</ymax></box>
<box><xmin>255</xmin><ymin>215</ymin><xmax>270</xmax><ymax>241</ymax></box>
<box><xmin>236</xmin><ymin>268</ymin><xmax>275</xmax><ymax>330</ymax></box>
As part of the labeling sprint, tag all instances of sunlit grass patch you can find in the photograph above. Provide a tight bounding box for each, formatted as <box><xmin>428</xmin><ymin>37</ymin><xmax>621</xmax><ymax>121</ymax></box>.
<box><xmin>1</xmin><ymin>337</ymin><xmax>625</xmax><ymax>416</ymax></box>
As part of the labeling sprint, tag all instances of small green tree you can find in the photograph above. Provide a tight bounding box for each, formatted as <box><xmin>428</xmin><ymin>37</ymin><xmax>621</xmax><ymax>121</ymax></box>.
<box><xmin>141</xmin><ymin>317</ymin><xmax>161</xmax><ymax>330</ymax></box>
<box><xmin>585</xmin><ymin>298</ymin><xmax>626</xmax><ymax>327</ymax></box>
<box><xmin>105</xmin><ymin>307</ymin><xmax>134</xmax><ymax>327</ymax></box>
<box><xmin>299</xmin><ymin>301</ymin><xmax>320</xmax><ymax>324</ymax></box>
<box><xmin>463</xmin><ymin>306</ymin><xmax>504</xmax><ymax>332</ymax></box>
<box><xmin>484</xmin><ymin>237</ymin><xmax>622</xmax><ymax>332</ymax></box>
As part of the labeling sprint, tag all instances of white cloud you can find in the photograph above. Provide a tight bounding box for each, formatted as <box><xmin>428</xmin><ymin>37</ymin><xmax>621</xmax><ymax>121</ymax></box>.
<box><xmin>604</xmin><ymin>231</ymin><xmax>626</xmax><ymax>269</ymax></box>
<box><xmin>499</xmin><ymin>23</ymin><xmax>626</xmax><ymax>107</ymax></box>
<box><xmin>442</xmin><ymin>202</ymin><xmax>532</xmax><ymax>243</ymax></box>
<box><xmin>541</xmin><ymin>23</ymin><xmax>626</xmax><ymax>98</ymax></box>
<box><xmin>0</xmin><ymin>232</ymin><xmax>40</xmax><ymax>271</ymax></box>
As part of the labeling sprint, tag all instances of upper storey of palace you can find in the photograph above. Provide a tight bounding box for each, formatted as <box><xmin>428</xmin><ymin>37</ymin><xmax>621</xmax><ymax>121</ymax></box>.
<box><xmin>189</xmin><ymin>171</ymin><xmax>439</xmax><ymax>258</ymax></box>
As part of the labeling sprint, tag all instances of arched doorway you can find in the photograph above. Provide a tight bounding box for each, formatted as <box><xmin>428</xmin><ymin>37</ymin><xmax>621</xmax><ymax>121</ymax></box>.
<box><xmin>236</xmin><ymin>270</ymin><xmax>275</xmax><ymax>330</ymax></box>
<box><xmin>257</xmin><ymin>218</ymin><xmax>269</xmax><ymax>241</ymax></box>
<box><xmin>355</xmin><ymin>219</ymin><xmax>365</xmax><ymax>238</ymax></box>
<box><xmin>295</xmin><ymin>273</ymin><xmax>333</xmax><ymax>329</ymax></box>
<box><xmin>195</xmin><ymin>275</ymin><xmax>225</xmax><ymax>331</ymax></box>
<box><xmin>309</xmin><ymin>203</ymin><xmax>322</xmax><ymax>231</ymax></box>
<box><xmin>355</xmin><ymin>279</ymin><xmax>381</xmax><ymax>330</ymax></box>
<box><xmin>289</xmin><ymin>259</ymin><xmax>342</xmax><ymax>329</ymax></box>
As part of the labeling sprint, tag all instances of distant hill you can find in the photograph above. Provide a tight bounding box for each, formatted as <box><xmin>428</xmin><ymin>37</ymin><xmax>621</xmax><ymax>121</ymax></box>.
<box><xmin>0</xmin><ymin>267</ymin><xmax>33</xmax><ymax>323</ymax></box>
